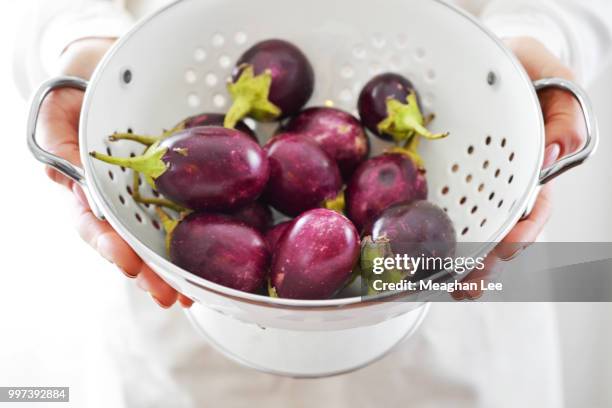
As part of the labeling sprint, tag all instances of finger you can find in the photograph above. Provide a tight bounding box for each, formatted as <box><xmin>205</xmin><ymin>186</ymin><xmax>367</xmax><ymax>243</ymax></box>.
<box><xmin>73</xmin><ymin>201</ymin><xmax>143</xmax><ymax>278</ymax></box>
<box><xmin>136</xmin><ymin>264</ymin><xmax>179</xmax><ymax>308</ymax></box>
<box><xmin>38</xmin><ymin>89</ymin><xmax>84</xmax><ymax>189</ymax></box>
<box><xmin>453</xmin><ymin>252</ymin><xmax>500</xmax><ymax>301</ymax></box>
<box><xmin>178</xmin><ymin>294</ymin><xmax>194</xmax><ymax>308</ymax></box>
<box><xmin>499</xmin><ymin>184</ymin><xmax>553</xmax><ymax>252</ymax></box>
<box><xmin>539</xmin><ymin>89</ymin><xmax>586</xmax><ymax>158</ymax></box>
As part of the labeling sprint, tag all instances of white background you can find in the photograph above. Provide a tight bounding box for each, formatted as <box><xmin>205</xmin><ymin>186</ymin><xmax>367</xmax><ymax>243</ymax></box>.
<box><xmin>1</xmin><ymin>1</ymin><xmax>611</xmax><ymax>407</ymax></box>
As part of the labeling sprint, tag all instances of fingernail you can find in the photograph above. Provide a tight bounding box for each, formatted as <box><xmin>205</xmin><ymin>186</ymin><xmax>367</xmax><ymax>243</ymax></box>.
<box><xmin>150</xmin><ymin>293</ymin><xmax>172</xmax><ymax>309</ymax></box>
<box><xmin>72</xmin><ymin>183</ymin><xmax>89</xmax><ymax>208</ymax></box>
<box><xmin>544</xmin><ymin>143</ymin><xmax>561</xmax><ymax>167</ymax></box>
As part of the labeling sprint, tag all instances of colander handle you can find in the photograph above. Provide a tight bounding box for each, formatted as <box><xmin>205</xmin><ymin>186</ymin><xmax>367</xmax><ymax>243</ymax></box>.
<box><xmin>27</xmin><ymin>76</ymin><xmax>105</xmax><ymax>220</ymax></box>
<box><xmin>534</xmin><ymin>78</ymin><xmax>599</xmax><ymax>185</ymax></box>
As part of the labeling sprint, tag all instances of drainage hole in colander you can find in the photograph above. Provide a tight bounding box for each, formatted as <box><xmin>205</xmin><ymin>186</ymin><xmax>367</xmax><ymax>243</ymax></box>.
<box><xmin>489</xmin><ymin>192</ymin><xmax>495</xmax><ymax>201</ymax></box>
<box><xmin>152</xmin><ymin>190</ymin><xmax>160</xmax><ymax>198</ymax></box>
<box><xmin>508</xmin><ymin>175</ymin><xmax>514</xmax><ymax>184</ymax></box>
<box><xmin>184</xmin><ymin>69</ymin><xmax>197</xmax><ymax>84</ymax></box>
<box><xmin>118</xmin><ymin>195</ymin><xmax>125</xmax><ymax>205</ymax></box>
<box><xmin>495</xmin><ymin>169</ymin><xmax>501</xmax><ymax>178</ymax></box>
<box><xmin>108</xmin><ymin>170</ymin><xmax>114</xmax><ymax>181</ymax></box>
<box><xmin>396</xmin><ymin>34</ymin><xmax>408</xmax><ymax>49</ymax></box>
<box><xmin>461</xmin><ymin>227</ymin><xmax>469</xmax><ymax>236</ymax></box>
<box><xmin>212</xmin><ymin>33</ymin><xmax>225</xmax><ymax>47</ymax></box>
<box><xmin>205</xmin><ymin>73</ymin><xmax>218</xmax><ymax>87</ymax></box>
<box><xmin>425</xmin><ymin>69</ymin><xmax>436</xmax><ymax>82</ymax></box>
<box><xmin>443</xmin><ymin>207</ymin><xmax>448</xmax><ymax>213</ymax></box>
<box><xmin>501</xmin><ymin>138</ymin><xmax>507</xmax><ymax>148</ymax></box>
<box><xmin>121</xmin><ymin>69</ymin><xmax>132</xmax><ymax>84</ymax></box>
<box><xmin>187</xmin><ymin>93</ymin><xmax>201</xmax><ymax>108</ymax></box>
<box><xmin>152</xmin><ymin>219</ymin><xmax>161</xmax><ymax>230</ymax></box>
<box><xmin>340</xmin><ymin>65</ymin><xmax>354</xmax><ymax>79</ymax></box>
<box><xmin>467</xmin><ymin>145</ymin><xmax>474</xmax><ymax>155</ymax></box>
<box><xmin>194</xmin><ymin>48</ymin><xmax>207</xmax><ymax>62</ymax></box>
<box><xmin>219</xmin><ymin>55</ymin><xmax>231</xmax><ymax>69</ymax></box>
<box><xmin>135</xmin><ymin>212</ymin><xmax>143</xmax><ymax>223</ymax></box>
<box><xmin>106</xmin><ymin>146</ymin><xmax>112</xmax><ymax>156</ymax></box>
<box><xmin>480</xmin><ymin>219</ymin><xmax>487</xmax><ymax>227</ymax></box>
<box><xmin>478</xmin><ymin>183</ymin><xmax>485</xmax><ymax>193</ymax></box>
<box><xmin>339</xmin><ymin>89</ymin><xmax>352</xmax><ymax>102</ymax></box>
<box><xmin>371</xmin><ymin>34</ymin><xmax>386</xmax><ymax>49</ymax></box>
<box><xmin>487</xmin><ymin>72</ymin><xmax>497</xmax><ymax>86</ymax></box>
<box><xmin>471</xmin><ymin>206</ymin><xmax>478</xmax><ymax>214</ymax></box>
<box><xmin>353</xmin><ymin>45</ymin><xmax>366</xmax><ymax>59</ymax></box>
<box><xmin>509</xmin><ymin>152</ymin><xmax>515</xmax><ymax>162</ymax></box>
<box><xmin>451</xmin><ymin>163</ymin><xmax>459</xmax><ymax>173</ymax></box>
<box><xmin>485</xmin><ymin>135</ymin><xmax>492</xmax><ymax>145</ymax></box>
<box><xmin>459</xmin><ymin>196</ymin><xmax>467</xmax><ymax>205</ymax></box>
<box><xmin>126</xmin><ymin>185</ymin><xmax>133</xmax><ymax>196</ymax></box>
<box><xmin>213</xmin><ymin>94</ymin><xmax>226</xmax><ymax>108</ymax></box>
<box><xmin>234</xmin><ymin>31</ymin><xmax>247</xmax><ymax>45</ymax></box>
<box><xmin>415</xmin><ymin>47</ymin><xmax>426</xmax><ymax>60</ymax></box>
<box><xmin>482</xmin><ymin>160</ymin><xmax>490</xmax><ymax>170</ymax></box>
<box><xmin>466</xmin><ymin>174</ymin><xmax>473</xmax><ymax>183</ymax></box>
<box><xmin>498</xmin><ymin>200</ymin><xmax>504</xmax><ymax>208</ymax></box>
<box><xmin>441</xmin><ymin>186</ymin><xmax>450</xmax><ymax>195</ymax></box>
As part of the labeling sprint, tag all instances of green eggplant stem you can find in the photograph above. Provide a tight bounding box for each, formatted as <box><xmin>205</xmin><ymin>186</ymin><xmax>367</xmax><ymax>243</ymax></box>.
<box><xmin>89</xmin><ymin>141</ymin><xmax>169</xmax><ymax>180</ymax></box>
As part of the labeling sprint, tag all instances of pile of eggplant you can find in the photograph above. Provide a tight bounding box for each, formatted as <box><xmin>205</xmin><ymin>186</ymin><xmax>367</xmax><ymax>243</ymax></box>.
<box><xmin>91</xmin><ymin>39</ymin><xmax>456</xmax><ymax>300</ymax></box>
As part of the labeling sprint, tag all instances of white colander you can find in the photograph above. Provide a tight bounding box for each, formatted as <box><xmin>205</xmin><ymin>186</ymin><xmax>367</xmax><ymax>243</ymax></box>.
<box><xmin>27</xmin><ymin>0</ymin><xmax>597</xmax><ymax>377</ymax></box>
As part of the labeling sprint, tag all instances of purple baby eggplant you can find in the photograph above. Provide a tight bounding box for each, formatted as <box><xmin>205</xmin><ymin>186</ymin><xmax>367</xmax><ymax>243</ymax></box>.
<box><xmin>371</xmin><ymin>201</ymin><xmax>456</xmax><ymax>280</ymax></box>
<box><xmin>109</xmin><ymin>112</ymin><xmax>256</xmax><ymax>145</ymax></box>
<box><xmin>270</xmin><ymin>209</ymin><xmax>360</xmax><ymax>299</ymax></box>
<box><xmin>346</xmin><ymin>151</ymin><xmax>427</xmax><ymax>233</ymax></box>
<box><xmin>91</xmin><ymin>126</ymin><xmax>269</xmax><ymax>211</ymax></box>
<box><xmin>283</xmin><ymin>107</ymin><xmax>369</xmax><ymax>179</ymax></box>
<box><xmin>224</xmin><ymin>39</ymin><xmax>314</xmax><ymax>128</ymax></box>
<box><xmin>263</xmin><ymin>133</ymin><xmax>343</xmax><ymax>217</ymax></box>
<box><xmin>264</xmin><ymin>221</ymin><xmax>292</xmax><ymax>252</ymax></box>
<box><xmin>169</xmin><ymin>213</ymin><xmax>269</xmax><ymax>293</ymax></box>
<box><xmin>227</xmin><ymin>201</ymin><xmax>273</xmax><ymax>232</ymax></box>
<box><xmin>358</xmin><ymin>72</ymin><xmax>447</xmax><ymax>143</ymax></box>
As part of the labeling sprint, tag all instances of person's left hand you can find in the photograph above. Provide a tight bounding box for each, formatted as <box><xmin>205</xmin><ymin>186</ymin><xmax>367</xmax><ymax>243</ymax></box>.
<box><xmin>453</xmin><ymin>36</ymin><xmax>587</xmax><ymax>300</ymax></box>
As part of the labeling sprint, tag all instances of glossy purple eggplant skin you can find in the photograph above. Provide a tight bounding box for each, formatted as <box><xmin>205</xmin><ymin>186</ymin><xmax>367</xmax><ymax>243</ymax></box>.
<box><xmin>271</xmin><ymin>209</ymin><xmax>360</xmax><ymax>300</ymax></box>
<box><xmin>183</xmin><ymin>113</ymin><xmax>256</xmax><ymax>140</ymax></box>
<box><xmin>227</xmin><ymin>201</ymin><xmax>272</xmax><ymax>232</ymax></box>
<box><xmin>346</xmin><ymin>153</ymin><xmax>427</xmax><ymax>233</ymax></box>
<box><xmin>156</xmin><ymin>127</ymin><xmax>269</xmax><ymax>211</ymax></box>
<box><xmin>264</xmin><ymin>221</ymin><xmax>292</xmax><ymax>252</ymax></box>
<box><xmin>283</xmin><ymin>107</ymin><xmax>369</xmax><ymax>179</ymax></box>
<box><xmin>263</xmin><ymin>133</ymin><xmax>342</xmax><ymax>217</ymax></box>
<box><xmin>357</xmin><ymin>72</ymin><xmax>419</xmax><ymax>140</ymax></box>
<box><xmin>233</xmin><ymin>39</ymin><xmax>314</xmax><ymax>118</ymax></box>
<box><xmin>371</xmin><ymin>201</ymin><xmax>456</xmax><ymax>279</ymax></box>
<box><xmin>170</xmin><ymin>213</ymin><xmax>269</xmax><ymax>293</ymax></box>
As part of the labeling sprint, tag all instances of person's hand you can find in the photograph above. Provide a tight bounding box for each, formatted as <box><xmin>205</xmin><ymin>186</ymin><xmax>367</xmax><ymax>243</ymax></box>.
<box><xmin>39</xmin><ymin>38</ymin><xmax>193</xmax><ymax>309</ymax></box>
<box><xmin>453</xmin><ymin>36</ymin><xmax>587</xmax><ymax>300</ymax></box>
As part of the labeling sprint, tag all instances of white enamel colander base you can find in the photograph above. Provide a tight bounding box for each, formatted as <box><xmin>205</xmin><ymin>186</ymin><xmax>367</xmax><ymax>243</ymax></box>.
<box><xmin>28</xmin><ymin>0</ymin><xmax>597</xmax><ymax>377</ymax></box>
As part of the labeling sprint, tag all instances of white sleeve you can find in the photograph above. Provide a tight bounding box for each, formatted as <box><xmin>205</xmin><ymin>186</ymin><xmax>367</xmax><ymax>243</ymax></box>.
<box><xmin>477</xmin><ymin>0</ymin><xmax>612</xmax><ymax>84</ymax></box>
<box><xmin>13</xmin><ymin>0</ymin><xmax>134</xmax><ymax>98</ymax></box>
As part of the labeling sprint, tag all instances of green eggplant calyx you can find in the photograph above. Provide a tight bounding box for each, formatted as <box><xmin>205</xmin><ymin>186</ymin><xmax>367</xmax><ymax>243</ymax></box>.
<box><xmin>224</xmin><ymin>65</ymin><xmax>281</xmax><ymax>128</ymax></box>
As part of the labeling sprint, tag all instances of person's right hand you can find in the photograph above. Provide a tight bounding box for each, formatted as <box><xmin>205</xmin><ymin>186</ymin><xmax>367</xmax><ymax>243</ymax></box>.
<box><xmin>39</xmin><ymin>38</ymin><xmax>192</xmax><ymax>309</ymax></box>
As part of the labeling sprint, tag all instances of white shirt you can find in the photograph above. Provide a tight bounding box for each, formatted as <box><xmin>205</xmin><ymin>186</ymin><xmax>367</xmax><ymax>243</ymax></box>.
<box><xmin>13</xmin><ymin>1</ymin><xmax>612</xmax><ymax>407</ymax></box>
